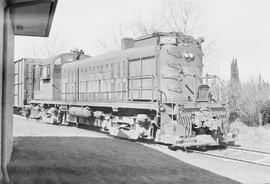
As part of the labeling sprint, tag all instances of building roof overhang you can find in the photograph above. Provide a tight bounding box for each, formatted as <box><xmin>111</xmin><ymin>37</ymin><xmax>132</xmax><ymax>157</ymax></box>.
<box><xmin>5</xmin><ymin>0</ymin><xmax>58</xmax><ymax>37</ymax></box>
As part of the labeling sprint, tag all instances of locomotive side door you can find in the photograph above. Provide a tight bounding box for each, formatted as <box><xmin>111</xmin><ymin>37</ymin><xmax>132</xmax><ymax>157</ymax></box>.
<box><xmin>141</xmin><ymin>56</ymin><xmax>156</xmax><ymax>100</ymax></box>
<box><xmin>128</xmin><ymin>57</ymin><xmax>156</xmax><ymax>101</ymax></box>
<box><xmin>128</xmin><ymin>58</ymin><xmax>141</xmax><ymax>100</ymax></box>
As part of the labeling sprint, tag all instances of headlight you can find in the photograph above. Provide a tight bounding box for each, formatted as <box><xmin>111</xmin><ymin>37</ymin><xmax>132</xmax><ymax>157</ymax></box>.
<box><xmin>189</xmin><ymin>52</ymin><xmax>194</xmax><ymax>59</ymax></box>
<box><xmin>159</xmin><ymin>106</ymin><xmax>166</xmax><ymax>112</ymax></box>
<box><xmin>184</xmin><ymin>52</ymin><xmax>189</xmax><ymax>59</ymax></box>
<box><xmin>183</xmin><ymin>51</ymin><xmax>195</xmax><ymax>61</ymax></box>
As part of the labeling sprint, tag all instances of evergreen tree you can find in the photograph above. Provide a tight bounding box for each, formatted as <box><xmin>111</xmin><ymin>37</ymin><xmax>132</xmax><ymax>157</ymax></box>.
<box><xmin>231</xmin><ymin>59</ymin><xmax>240</xmax><ymax>84</ymax></box>
<box><xmin>228</xmin><ymin>58</ymin><xmax>240</xmax><ymax>122</ymax></box>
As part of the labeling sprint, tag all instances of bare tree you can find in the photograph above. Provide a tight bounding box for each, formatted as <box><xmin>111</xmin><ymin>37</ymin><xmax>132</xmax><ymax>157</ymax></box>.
<box><xmin>132</xmin><ymin>10</ymin><xmax>168</xmax><ymax>37</ymax></box>
<box><xmin>133</xmin><ymin>21</ymin><xmax>159</xmax><ymax>36</ymax></box>
<box><xmin>96</xmin><ymin>19</ymin><xmax>163</xmax><ymax>53</ymax></box>
<box><xmin>96</xmin><ymin>0</ymin><xmax>218</xmax><ymax>66</ymax></box>
<box><xmin>96</xmin><ymin>10</ymin><xmax>166</xmax><ymax>53</ymax></box>
<box><xmin>30</xmin><ymin>33</ymin><xmax>70</xmax><ymax>59</ymax></box>
<box><xmin>96</xmin><ymin>24</ymin><xmax>129</xmax><ymax>53</ymax></box>
<box><xmin>165</xmin><ymin>0</ymin><xmax>204</xmax><ymax>36</ymax></box>
<box><xmin>164</xmin><ymin>0</ymin><xmax>219</xmax><ymax>66</ymax></box>
<box><xmin>202</xmin><ymin>39</ymin><xmax>219</xmax><ymax>65</ymax></box>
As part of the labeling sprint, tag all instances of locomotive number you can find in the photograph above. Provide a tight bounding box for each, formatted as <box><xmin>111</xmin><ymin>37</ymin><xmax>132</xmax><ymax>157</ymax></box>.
<box><xmin>159</xmin><ymin>36</ymin><xmax>177</xmax><ymax>45</ymax></box>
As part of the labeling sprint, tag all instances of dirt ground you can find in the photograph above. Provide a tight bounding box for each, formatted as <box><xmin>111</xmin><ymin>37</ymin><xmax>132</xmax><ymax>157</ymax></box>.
<box><xmin>142</xmin><ymin>121</ymin><xmax>270</xmax><ymax>184</ymax></box>
<box><xmin>231</xmin><ymin>121</ymin><xmax>270</xmax><ymax>152</ymax></box>
<box><xmin>9</xmin><ymin>115</ymin><xmax>240</xmax><ymax>184</ymax></box>
<box><xmin>143</xmin><ymin>143</ymin><xmax>270</xmax><ymax>184</ymax></box>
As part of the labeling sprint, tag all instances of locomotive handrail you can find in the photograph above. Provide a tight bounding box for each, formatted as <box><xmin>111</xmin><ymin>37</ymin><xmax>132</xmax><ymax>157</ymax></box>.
<box><xmin>158</xmin><ymin>89</ymin><xmax>167</xmax><ymax>102</ymax></box>
<box><xmin>202</xmin><ymin>74</ymin><xmax>225</xmax><ymax>87</ymax></box>
<box><xmin>128</xmin><ymin>75</ymin><xmax>155</xmax><ymax>80</ymax></box>
<box><xmin>63</xmin><ymin>72</ymin><xmax>224</xmax><ymax>103</ymax></box>
<box><xmin>52</xmin><ymin>84</ymin><xmax>62</xmax><ymax>99</ymax></box>
<box><xmin>63</xmin><ymin>74</ymin><xmax>157</xmax><ymax>102</ymax></box>
<box><xmin>202</xmin><ymin>74</ymin><xmax>225</xmax><ymax>102</ymax></box>
<box><xmin>166</xmin><ymin>49</ymin><xmax>182</xmax><ymax>58</ymax></box>
<box><xmin>161</xmin><ymin>74</ymin><xmax>180</xmax><ymax>81</ymax></box>
<box><xmin>167</xmin><ymin>86</ymin><xmax>182</xmax><ymax>93</ymax></box>
<box><xmin>166</xmin><ymin>60</ymin><xmax>183</xmax><ymax>71</ymax></box>
<box><xmin>166</xmin><ymin>49</ymin><xmax>184</xmax><ymax>72</ymax></box>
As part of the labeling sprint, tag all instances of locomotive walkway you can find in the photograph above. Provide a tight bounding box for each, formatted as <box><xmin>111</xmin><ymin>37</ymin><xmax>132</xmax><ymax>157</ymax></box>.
<box><xmin>8</xmin><ymin>115</ymin><xmax>239</xmax><ymax>184</ymax></box>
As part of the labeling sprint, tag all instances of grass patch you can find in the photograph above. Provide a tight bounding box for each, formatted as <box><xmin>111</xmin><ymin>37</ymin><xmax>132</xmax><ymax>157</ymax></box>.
<box><xmin>8</xmin><ymin>137</ymin><xmax>240</xmax><ymax>184</ymax></box>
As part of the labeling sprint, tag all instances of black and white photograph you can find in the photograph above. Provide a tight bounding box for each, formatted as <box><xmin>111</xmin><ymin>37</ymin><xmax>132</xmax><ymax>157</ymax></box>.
<box><xmin>0</xmin><ymin>0</ymin><xmax>270</xmax><ymax>183</ymax></box>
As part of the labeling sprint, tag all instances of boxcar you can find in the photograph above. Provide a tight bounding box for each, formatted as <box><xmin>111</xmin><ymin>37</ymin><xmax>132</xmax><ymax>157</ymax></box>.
<box><xmin>13</xmin><ymin>58</ymin><xmax>42</xmax><ymax>113</ymax></box>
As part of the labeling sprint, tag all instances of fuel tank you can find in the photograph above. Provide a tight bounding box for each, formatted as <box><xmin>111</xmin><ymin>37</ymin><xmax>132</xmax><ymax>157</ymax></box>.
<box><xmin>68</xmin><ymin>107</ymin><xmax>92</xmax><ymax>118</ymax></box>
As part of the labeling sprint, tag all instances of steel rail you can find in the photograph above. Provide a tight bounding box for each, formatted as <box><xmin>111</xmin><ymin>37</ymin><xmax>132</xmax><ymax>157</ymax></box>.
<box><xmin>226</xmin><ymin>146</ymin><xmax>270</xmax><ymax>155</ymax></box>
<box><xmin>186</xmin><ymin>148</ymin><xmax>270</xmax><ymax>168</ymax></box>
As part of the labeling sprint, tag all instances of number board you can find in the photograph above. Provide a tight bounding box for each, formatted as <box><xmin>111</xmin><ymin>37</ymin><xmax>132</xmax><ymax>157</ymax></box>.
<box><xmin>159</xmin><ymin>36</ymin><xmax>177</xmax><ymax>45</ymax></box>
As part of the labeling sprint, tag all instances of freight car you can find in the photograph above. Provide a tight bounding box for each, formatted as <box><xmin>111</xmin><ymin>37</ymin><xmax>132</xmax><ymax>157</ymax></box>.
<box><xmin>29</xmin><ymin>32</ymin><xmax>237</xmax><ymax>147</ymax></box>
<box><xmin>13</xmin><ymin>58</ymin><xmax>43</xmax><ymax>114</ymax></box>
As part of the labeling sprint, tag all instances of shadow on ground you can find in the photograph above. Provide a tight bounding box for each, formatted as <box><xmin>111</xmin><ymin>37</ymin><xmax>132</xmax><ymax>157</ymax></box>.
<box><xmin>8</xmin><ymin>136</ymin><xmax>241</xmax><ymax>184</ymax></box>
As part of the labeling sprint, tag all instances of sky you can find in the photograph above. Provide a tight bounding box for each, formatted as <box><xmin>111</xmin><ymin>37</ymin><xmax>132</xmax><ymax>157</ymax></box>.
<box><xmin>14</xmin><ymin>0</ymin><xmax>270</xmax><ymax>82</ymax></box>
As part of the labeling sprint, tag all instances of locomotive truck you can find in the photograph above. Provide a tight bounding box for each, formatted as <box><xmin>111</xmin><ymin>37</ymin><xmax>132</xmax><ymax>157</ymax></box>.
<box><xmin>26</xmin><ymin>32</ymin><xmax>236</xmax><ymax>147</ymax></box>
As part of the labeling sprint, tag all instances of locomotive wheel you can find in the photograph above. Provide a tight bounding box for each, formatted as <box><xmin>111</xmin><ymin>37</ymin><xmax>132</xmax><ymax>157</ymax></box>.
<box><xmin>168</xmin><ymin>145</ymin><xmax>178</xmax><ymax>151</ymax></box>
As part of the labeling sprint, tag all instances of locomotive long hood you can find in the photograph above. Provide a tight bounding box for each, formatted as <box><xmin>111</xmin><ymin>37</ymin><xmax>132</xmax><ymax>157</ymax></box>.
<box><xmin>64</xmin><ymin>45</ymin><xmax>157</xmax><ymax>69</ymax></box>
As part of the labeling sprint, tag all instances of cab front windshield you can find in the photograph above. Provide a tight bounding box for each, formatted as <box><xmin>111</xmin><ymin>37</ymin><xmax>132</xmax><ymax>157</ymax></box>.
<box><xmin>196</xmin><ymin>85</ymin><xmax>210</xmax><ymax>102</ymax></box>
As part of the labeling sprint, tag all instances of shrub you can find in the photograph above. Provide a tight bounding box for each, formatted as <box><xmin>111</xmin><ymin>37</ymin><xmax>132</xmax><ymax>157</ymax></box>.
<box><xmin>260</xmin><ymin>100</ymin><xmax>270</xmax><ymax>125</ymax></box>
<box><xmin>229</xmin><ymin>111</ymin><xmax>239</xmax><ymax>123</ymax></box>
<box><xmin>238</xmin><ymin>79</ymin><xmax>270</xmax><ymax>126</ymax></box>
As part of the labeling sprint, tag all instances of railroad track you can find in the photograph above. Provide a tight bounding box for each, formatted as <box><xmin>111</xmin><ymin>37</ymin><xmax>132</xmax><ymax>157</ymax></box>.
<box><xmin>226</xmin><ymin>145</ymin><xmax>270</xmax><ymax>155</ymax></box>
<box><xmin>15</xmin><ymin>114</ymin><xmax>270</xmax><ymax>168</ymax></box>
<box><xmin>185</xmin><ymin>146</ymin><xmax>270</xmax><ymax>168</ymax></box>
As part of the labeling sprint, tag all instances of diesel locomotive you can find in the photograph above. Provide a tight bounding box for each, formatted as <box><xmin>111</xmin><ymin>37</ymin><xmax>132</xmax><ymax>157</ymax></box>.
<box><xmin>24</xmin><ymin>32</ymin><xmax>236</xmax><ymax>147</ymax></box>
